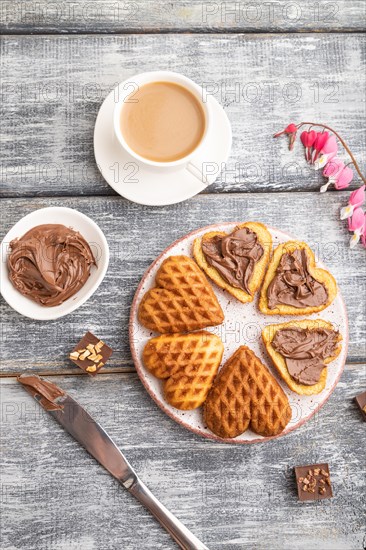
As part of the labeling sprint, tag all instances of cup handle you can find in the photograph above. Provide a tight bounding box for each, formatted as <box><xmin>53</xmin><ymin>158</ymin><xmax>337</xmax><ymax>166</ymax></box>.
<box><xmin>186</xmin><ymin>161</ymin><xmax>208</xmax><ymax>185</ymax></box>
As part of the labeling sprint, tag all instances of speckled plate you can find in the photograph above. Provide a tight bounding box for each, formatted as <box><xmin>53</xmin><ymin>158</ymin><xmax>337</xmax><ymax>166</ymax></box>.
<box><xmin>129</xmin><ymin>223</ymin><xmax>348</xmax><ymax>444</ymax></box>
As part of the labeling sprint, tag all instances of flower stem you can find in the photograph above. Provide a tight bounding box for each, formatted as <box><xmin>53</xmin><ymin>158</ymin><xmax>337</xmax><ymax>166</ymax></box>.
<box><xmin>296</xmin><ymin>122</ymin><xmax>366</xmax><ymax>184</ymax></box>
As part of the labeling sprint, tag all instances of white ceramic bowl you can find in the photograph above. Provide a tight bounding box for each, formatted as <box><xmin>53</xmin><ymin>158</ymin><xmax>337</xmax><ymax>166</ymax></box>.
<box><xmin>0</xmin><ymin>207</ymin><xmax>109</xmax><ymax>320</ymax></box>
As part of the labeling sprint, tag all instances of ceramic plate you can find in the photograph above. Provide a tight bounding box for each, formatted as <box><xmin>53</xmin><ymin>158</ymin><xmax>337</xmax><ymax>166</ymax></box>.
<box><xmin>129</xmin><ymin>223</ymin><xmax>348</xmax><ymax>444</ymax></box>
<box><xmin>0</xmin><ymin>207</ymin><xmax>109</xmax><ymax>320</ymax></box>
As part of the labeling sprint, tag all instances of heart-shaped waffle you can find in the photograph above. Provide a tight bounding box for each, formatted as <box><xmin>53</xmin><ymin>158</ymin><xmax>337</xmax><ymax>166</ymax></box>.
<box><xmin>193</xmin><ymin>222</ymin><xmax>272</xmax><ymax>303</ymax></box>
<box><xmin>204</xmin><ymin>346</ymin><xmax>291</xmax><ymax>438</ymax></box>
<box><xmin>143</xmin><ymin>331</ymin><xmax>224</xmax><ymax>410</ymax></box>
<box><xmin>259</xmin><ymin>241</ymin><xmax>337</xmax><ymax>315</ymax></box>
<box><xmin>138</xmin><ymin>255</ymin><xmax>224</xmax><ymax>333</ymax></box>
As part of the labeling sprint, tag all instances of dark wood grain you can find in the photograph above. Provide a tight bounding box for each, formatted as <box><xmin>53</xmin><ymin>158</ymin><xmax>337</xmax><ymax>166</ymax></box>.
<box><xmin>1</xmin><ymin>194</ymin><xmax>365</xmax><ymax>376</ymax></box>
<box><xmin>1</xmin><ymin>34</ymin><xmax>365</xmax><ymax>197</ymax></box>
<box><xmin>1</xmin><ymin>367</ymin><xmax>365</xmax><ymax>550</ymax></box>
<box><xmin>1</xmin><ymin>0</ymin><xmax>365</xmax><ymax>33</ymax></box>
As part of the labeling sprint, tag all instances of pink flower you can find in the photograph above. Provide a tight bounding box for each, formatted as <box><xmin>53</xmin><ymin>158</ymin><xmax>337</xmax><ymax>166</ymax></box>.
<box><xmin>301</xmin><ymin>130</ymin><xmax>317</xmax><ymax>162</ymax></box>
<box><xmin>348</xmin><ymin>207</ymin><xmax>365</xmax><ymax>248</ymax></box>
<box><xmin>334</xmin><ymin>166</ymin><xmax>353</xmax><ymax>190</ymax></box>
<box><xmin>361</xmin><ymin>224</ymin><xmax>366</xmax><ymax>249</ymax></box>
<box><xmin>320</xmin><ymin>158</ymin><xmax>345</xmax><ymax>192</ymax></box>
<box><xmin>340</xmin><ymin>184</ymin><xmax>365</xmax><ymax>220</ymax></box>
<box><xmin>312</xmin><ymin>131</ymin><xmax>329</xmax><ymax>163</ymax></box>
<box><xmin>274</xmin><ymin>123</ymin><xmax>298</xmax><ymax>150</ymax></box>
<box><xmin>314</xmin><ymin>135</ymin><xmax>338</xmax><ymax>169</ymax></box>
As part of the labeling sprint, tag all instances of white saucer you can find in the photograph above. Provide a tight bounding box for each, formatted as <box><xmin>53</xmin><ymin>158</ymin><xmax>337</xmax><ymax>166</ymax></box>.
<box><xmin>94</xmin><ymin>86</ymin><xmax>232</xmax><ymax>206</ymax></box>
<box><xmin>0</xmin><ymin>207</ymin><xmax>109</xmax><ymax>320</ymax></box>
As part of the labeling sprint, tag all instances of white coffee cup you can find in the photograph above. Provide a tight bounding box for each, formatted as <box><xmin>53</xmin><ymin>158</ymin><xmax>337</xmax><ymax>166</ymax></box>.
<box><xmin>113</xmin><ymin>71</ymin><xmax>212</xmax><ymax>181</ymax></box>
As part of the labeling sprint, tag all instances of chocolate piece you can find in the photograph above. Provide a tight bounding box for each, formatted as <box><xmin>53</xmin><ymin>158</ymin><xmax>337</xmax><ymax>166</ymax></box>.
<box><xmin>267</xmin><ymin>248</ymin><xmax>328</xmax><ymax>309</ymax></box>
<box><xmin>201</xmin><ymin>227</ymin><xmax>263</xmax><ymax>293</ymax></box>
<box><xmin>272</xmin><ymin>327</ymin><xmax>339</xmax><ymax>385</ymax></box>
<box><xmin>69</xmin><ymin>331</ymin><xmax>112</xmax><ymax>376</ymax></box>
<box><xmin>17</xmin><ymin>374</ymin><xmax>65</xmax><ymax>411</ymax></box>
<box><xmin>294</xmin><ymin>463</ymin><xmax>333</xmax><ymax>502</ymax></box>
<box><xmin>354</xmin><ymin>391</ymin><xmax>366</xmax><ymax>421</ymax></box>
<box><xmin>7</xmin><ymin>224</ymin><xmax>96</xmax><ymax>307</ymax></box>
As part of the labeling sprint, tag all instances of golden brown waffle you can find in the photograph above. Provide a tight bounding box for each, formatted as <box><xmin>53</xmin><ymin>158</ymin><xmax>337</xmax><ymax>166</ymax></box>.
<box><xmin>138</xmin><ymin>255</ymin><xmax>224</xmax><ymax>333</ymax></box>
<box><xmin>143</xmin><ymin>331</ymin><xmax>224</xmax><ymax>410</ymax></box>
<box><xmin>204</xmin><ymin>346</ymin><xmax>291</xmax><ymax>438</ymax></box>
<box><xmin>262</xmin><ymin>319</ymin><xmax>342</xmax><ymax>395</ymax></box>
<box><xmin>193</xmin><ymin>222</ymin><xmax>272</xmax><ymax>304</ymax></box>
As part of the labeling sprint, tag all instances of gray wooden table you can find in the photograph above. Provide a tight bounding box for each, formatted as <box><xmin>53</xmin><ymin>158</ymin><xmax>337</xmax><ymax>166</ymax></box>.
<box><xmin>1</xmin><ymin>3</ymin><xmax>365</xmax><ymax>549</ymax></box>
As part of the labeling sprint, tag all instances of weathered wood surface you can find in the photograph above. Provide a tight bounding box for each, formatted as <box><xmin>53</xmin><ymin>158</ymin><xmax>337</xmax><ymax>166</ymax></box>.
<box><xmin>1</xmin><ymin>193</ymin><xmax>365</xmax><ymax>376</ymax></box>
<box><xmin>1</xmin><ymin>34</ymin><xmax>365</xmax><ymax>198</ymax></box>
<box><xmin>1</xmin><ymin>0</ymin><xmax>365</xmax><ymax>33</ymax></box>
<box><xmin>1</xmin><ymin>368</ymin><xmax>365</xmax><ymax>550</ymax></box>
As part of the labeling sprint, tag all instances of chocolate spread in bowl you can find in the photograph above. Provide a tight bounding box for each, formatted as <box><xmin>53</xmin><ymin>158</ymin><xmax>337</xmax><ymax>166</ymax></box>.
<box><xmin>7</xmin><ymin>224</ymin><xmax>96</xmax><ymax>307</ymax></box>
<box><xmin>272</xmin><ymin>327</ymin><xmax>339</xmax><ymax>385</ymax></box>
<box><xmin>201</xmin><ymin>227</ymin><xmax>263</xmax><ymax>293</ymax></box>
<box><xmin>267</xmin><ymin>248</ymin><xmax>328</xmax><ymax>309</ymax></box>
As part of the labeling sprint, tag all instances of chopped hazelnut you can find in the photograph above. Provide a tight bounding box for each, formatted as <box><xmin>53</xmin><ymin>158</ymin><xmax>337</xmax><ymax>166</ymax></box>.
<box><xmin>86</xmin><ymin>365</ymin><xmax>97</xmax><ymax>373</ymax></box>
<box><xmin>95</xmin><ymin>341</ymin><xmax>104</xmax><ymax>353</ymax></box>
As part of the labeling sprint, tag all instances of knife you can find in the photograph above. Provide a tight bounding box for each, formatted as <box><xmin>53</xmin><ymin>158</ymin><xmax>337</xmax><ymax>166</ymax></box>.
<box><xmin>19</xmin><ymin>375</ymin><xmax>209</xmax><ymax>550</ymax></box>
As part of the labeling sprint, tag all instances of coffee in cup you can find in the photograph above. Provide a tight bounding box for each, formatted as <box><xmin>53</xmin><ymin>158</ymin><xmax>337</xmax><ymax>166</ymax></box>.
<box><xmin>120</xmin><ymin>81</ymin><xmax>206</xmax><ymax>163</ymax></box>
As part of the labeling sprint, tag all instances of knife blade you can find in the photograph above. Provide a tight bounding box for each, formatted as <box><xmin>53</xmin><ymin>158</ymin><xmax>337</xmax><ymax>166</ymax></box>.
<box><xmin>19</xmin><ymin>375</ymin><xmax>209</xmax><ymax>550</ymax></box>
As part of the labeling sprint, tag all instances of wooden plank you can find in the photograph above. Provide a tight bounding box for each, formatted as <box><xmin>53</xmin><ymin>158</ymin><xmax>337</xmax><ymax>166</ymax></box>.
<box><xmin>1</xmin><ymin>368</ymin><xmax>365</xmax><ymax>550</ymax></box>
<box><xmin>1</xmin><ymin>1</ymin><xmax>365</xmax><ymax>33</ymax></box>
<box><xmin>0</xmin><ymin>193</ymin><xmax>365</xmax><ymax>376</ymax></box>
<box><xmin>1</xmin><ymin>34</ymin><xmax>365</xmax><ymax>197</ymax></box>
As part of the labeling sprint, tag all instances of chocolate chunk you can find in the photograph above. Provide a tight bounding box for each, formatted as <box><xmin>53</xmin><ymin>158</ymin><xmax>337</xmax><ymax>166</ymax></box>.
<box><xmin>294</xmin><ymin>463</ymin><xmax>333</xmax><ymax>502</ymax></box>
<box><xmin>69</xmin><ymin>331</ymin><xmax>112</xmax><ymax>376</ymax></box>
<box><xmin>354</xmin><ymin>391</ymin><xmax>366</xmax><ymax>421</ymax></box>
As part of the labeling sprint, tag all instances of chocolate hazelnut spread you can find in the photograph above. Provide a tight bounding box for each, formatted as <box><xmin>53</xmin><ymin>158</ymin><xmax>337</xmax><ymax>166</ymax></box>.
<box><xmin>272</xmin><ymin>327</ymin><xmax>339</xmax><ymax>385</ymax></box>
<box><xmin>201</xmin><ymin>228</ymin><xmax>263</xmax><ymax>293</ymax></box>
<box><xmin>7</xmin><ymin>224</ymin><xmax>96</xmax><ymax>307</ymax></box>
<box><xmin>267</xmin><ymin>248</ymin><xmax>328</xmax><ymax>309</ymax></box>
<box><xmin>17</xmin><ymin>374</ymin><xmax>65</xmax><ymax>411</ymax></box>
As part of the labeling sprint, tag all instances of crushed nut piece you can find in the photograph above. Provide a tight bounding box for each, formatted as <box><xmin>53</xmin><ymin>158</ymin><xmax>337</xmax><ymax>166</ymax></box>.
<box><xmin>86</xmin><ymin>365</ymin><xmax>97</xmax><ymax>373</ymax></box>
<box><xmin>86</xmin><ymin>344</ymin><xmax>95</xmax><ymax>353</ymax></box>
<box><xmin>88</xmin><ymin>353</ymin><xmax>98</xmax><ymax>362</ymax></box>
<box><xmin>321</xmin><ymin>470</ymin><xmax>329</xmax><ymax>477</ymax></box>
<box><xmin>319</xmin><ymin>487</ymin><xmax>326</xmax><ymax>495</ymax></box>
<box><xmin>95</xmin><ymin>341</ymin><xmax>104</xmax><ymax>353</ymax></box>
<box><xmin>79</xmin><ymin>350</ymin><xmax>91</xmax><ymax>360</ymax></box>
<box><xmin>314</xmin><ymin>468</ymin><xmax>320</xmax><ymax>475</ymax></box>
<box><xmin>94</xmin><ymin>354</ymin><xmax>103</xmax><ymax>362</ymax></box>
<box><xmin>96</xmin><ymin>362</ymin><xmax>104</xmax><ymax>369</ymax></box>
<box><xmin>69</xmin><ymin>352</ymin><xmax>80</xmax><ymax>360</ymax></box>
